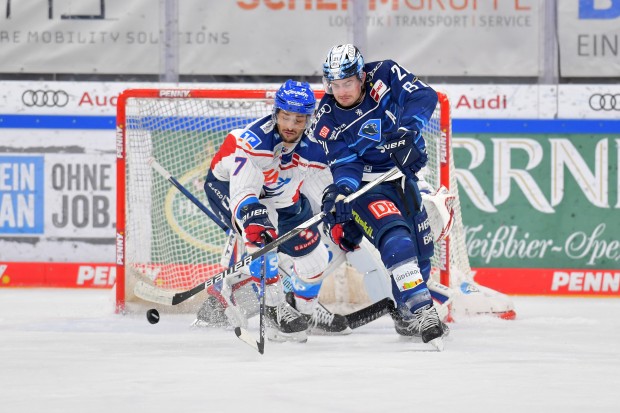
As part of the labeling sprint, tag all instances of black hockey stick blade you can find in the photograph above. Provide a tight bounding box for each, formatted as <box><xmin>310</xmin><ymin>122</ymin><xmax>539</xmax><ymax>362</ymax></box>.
<box><xmin>346</xmin><ymin>298</ymin><xmax>396</xmax><ymax>330</ymax></box>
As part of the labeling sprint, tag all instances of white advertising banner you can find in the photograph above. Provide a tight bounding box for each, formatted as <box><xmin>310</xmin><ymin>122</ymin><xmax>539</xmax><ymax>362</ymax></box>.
<box><xmin>558</xmin><ymin>0</ymin><xmax>620</xmax><ymax>77</ymax></box>
<box><xmin>0</xmin><ymin>130</ymin><xmax>116</xmax><ymax>262</ymax></box>
<box><xmin>0</xmin><ymin>0</ymin><xmax>540</xmax><ymax>77</ymax></box>
<box><xmin>2</xmin><ymin>80</ymin><xmax>620</xmax><ymax>119</ymax></box>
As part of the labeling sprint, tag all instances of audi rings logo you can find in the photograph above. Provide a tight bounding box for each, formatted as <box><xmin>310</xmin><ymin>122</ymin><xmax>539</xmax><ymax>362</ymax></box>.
<box><xmin>22</xmin><ymin>90</ymin><xmax>70</xmax><ymax>107</ymax></box>
<box><xmin>589</xmin><ymin>94</ymin><xmax>620</xmax><ymax>111</ymax></box>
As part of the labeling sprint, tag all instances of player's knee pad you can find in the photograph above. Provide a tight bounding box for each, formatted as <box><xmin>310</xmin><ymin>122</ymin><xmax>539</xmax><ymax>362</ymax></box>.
<box><xmin>378</xmin><ymin>226</ymin><xmax>419</xmax><ymax>269</ymax></box>
<box><xmin>293</xmin><ymin>242</ymin><xmax>330</xmax><ymax>284</ymax></box>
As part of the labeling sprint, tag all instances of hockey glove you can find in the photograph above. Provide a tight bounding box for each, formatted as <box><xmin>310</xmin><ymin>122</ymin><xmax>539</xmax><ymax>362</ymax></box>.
<box><xmin>239</xmin><ymin>202</ymin><xmax>277</xmax><ymax>247</ymax></box>
<box><xmin>383</xmin><ymin>128</ymin><xmax>428</xmax><ymax>179</ymax></box>
<box><xmin>321</xmin><ymin>183</ymin><xmax>354</xmax><ymax>227</ymax></box>
<box><xmin>325</xmin><ymin>220</ymin><xmax>363</xmax><ymax>253</ymax></box>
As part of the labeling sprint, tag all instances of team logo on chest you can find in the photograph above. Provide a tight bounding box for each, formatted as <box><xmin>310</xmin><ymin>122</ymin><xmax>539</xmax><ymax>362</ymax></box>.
<box><xmin>358</xmin><ymin>119</ymin><xmax>382</xmax><ymax>142</ymax></box>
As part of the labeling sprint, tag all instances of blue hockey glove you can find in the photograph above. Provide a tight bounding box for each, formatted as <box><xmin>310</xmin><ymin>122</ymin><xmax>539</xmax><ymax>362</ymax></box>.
<box><xmin>239</xmin><ymin>202</ymin><xmax>277</xmax><ymax>247</ymax></box>
<box><xmin>383</xmin><ymin>128</ymin><xmax>428</xmax><ymax>179</ymax></box>
<box><xmin>321</xmin><ymin>184</ymin><xmax>353</xmax><ymax>226</ymax></box>
<box><xmin>324</xmin><ymin>220</ymin><xmax>363</xmax><ymax>253</ymax></box>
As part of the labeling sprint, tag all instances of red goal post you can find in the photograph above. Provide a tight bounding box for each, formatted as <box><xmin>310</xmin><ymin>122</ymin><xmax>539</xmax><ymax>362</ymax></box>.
<box><xmin>115</xmin><ymin>87</ymin><xmax>462</xmax><ymax>313</ymax></box>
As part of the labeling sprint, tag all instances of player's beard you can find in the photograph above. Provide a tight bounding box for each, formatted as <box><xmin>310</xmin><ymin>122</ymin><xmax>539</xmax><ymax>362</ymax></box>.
<box><xmin>279</xmin><ymin>127</ymin><xmax>304</xmax><ymax>144</ymax></box>
<box><xmin>336</xmin><ymin>86</ymin><xmax>365</xmax><ymax>109</ymax></box>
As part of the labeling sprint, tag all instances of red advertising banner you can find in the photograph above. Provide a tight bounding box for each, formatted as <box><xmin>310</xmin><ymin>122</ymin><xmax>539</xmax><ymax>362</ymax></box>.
<box><xmin>475</xmin><ymin>268</ymin><xmax>619</xmax><ymax>296</ymax></box>
<box><xmin>2</xmin><ymin>262</ymin><xmax>618</xmax><ymax>297</ymax></box>
<box><xmin>0</xmin><ymin>262</ymin><xmax>116</xmax><ymax>288</ymax></box>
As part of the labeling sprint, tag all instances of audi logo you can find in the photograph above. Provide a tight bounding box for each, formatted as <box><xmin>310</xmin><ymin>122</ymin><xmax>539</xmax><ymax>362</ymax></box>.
<box><xmin>22</xmin><ymin>90</ymin><xmax>69</xmax><ymax>107</ymax></box>
<box><xmin>589</xmin><ymin>93</ymin><xmax>620</xmax><ymax>111</ymax></box>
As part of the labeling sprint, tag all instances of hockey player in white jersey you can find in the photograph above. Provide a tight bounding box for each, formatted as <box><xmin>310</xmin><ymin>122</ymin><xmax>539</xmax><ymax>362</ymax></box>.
<box><xmin>197</xmin><ymin>80</ymin><xmax>351</xmax><ymax>341</ymax></box>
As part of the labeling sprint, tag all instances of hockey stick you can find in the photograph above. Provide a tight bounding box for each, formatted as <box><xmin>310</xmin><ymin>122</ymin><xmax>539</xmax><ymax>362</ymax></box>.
<box><xmin>346</xmin><ymin>297</ymin><xmax>396</xmax><ymax>329</ymax></box>
<box><xmin>142</xmin><ymin>165</ymin><xmax>401</xmax><ymax>306</ymax></box>
<box><xmin>234</xmin><ymin>235</ymin><xmax>267</xmax><ymax>354</ymax></box>
<box><xmin>133</xmin><ymin>158</ymin><xmax>239</xmax><ymax>306</ymax></box>
<box><xmin>148</xmin><ymin>158</ymin><xmax>228</xmax><ymax>231</ymax></box>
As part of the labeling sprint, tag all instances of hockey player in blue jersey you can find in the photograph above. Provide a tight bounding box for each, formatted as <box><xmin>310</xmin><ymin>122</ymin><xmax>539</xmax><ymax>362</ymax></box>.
<box><xmin>197</xmin><ymin>80</ymin><xmax>351</xmax><ymax>342</ymax></box>
<box><xmin>313</xmin><ymin>44</ymin><xmax>447</xmax><ymax>349</ymax></box>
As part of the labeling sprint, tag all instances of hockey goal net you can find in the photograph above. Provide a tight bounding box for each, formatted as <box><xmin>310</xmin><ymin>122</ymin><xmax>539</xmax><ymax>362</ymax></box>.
<box><xmin>115</xmin><ymin>87</ymin><xmax>486</xmax><ymax>316</ymax></box>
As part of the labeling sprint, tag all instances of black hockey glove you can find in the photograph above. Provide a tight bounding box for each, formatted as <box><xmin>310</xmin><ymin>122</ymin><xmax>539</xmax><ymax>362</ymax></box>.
<box><xmin>321</xmin><ymin>184</ymin><xmax>354</xmax><ymax>226</ymax></box>
<box><xmin>324</xmin><ymin>220</ymin><xmax>363</xmax><ymax>253</ymax></box>
<box><xmin>383</xmin><ymin>128</ymin><xmax>428</xmax><ymax>179</ymax></box>
<box><xmin>239</xmin><ymin>202</ymin><xmax>277</xmax><ymax>247</ymax></box>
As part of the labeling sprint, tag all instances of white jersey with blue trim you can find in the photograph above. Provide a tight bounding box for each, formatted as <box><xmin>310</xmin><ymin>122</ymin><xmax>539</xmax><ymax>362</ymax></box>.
<box><xmin>209</xmin><ymin>114</ymin><xmax>330</xmax><ymax>219</ymax></box>
<box><xmin>311</xmin><ymin>59</ymin><xmax>438</xmax><ymax>191</ymax></box>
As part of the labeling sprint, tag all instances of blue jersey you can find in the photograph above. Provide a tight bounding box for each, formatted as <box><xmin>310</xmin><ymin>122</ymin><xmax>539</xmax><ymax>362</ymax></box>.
<box><xmin>311</xmin><ymin>59</ymin><xmax>438</xmax><ymax>192</ymax></box>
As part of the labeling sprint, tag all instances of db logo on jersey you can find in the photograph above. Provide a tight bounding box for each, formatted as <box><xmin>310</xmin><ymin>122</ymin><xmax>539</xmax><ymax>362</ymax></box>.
<box><xmin>368</xmin><ymin>200</ymin><xmax>401</xmax><ymax>219</ymax></box>
<box><xmin>319</xmin><ymin>126</ymin><xmax>330</xmax><ymax>138</ymax></box>
<box><xmin>370</xmin><ymin>80</ymin><xmax>388</xmax><ymax>102</ymax></box>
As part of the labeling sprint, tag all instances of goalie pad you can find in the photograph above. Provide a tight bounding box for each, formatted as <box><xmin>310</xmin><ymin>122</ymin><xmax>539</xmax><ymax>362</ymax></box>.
<box><xmin>421</xmin><ymin>185</ymin><xmax>455</xmax><ymax>243</ymax></box>
<box><xmin>449</xmin><ymin>280</ymin><xmax>516</xmax><ymax>319</ymax></box>
<box><xmin>350</xmin><ymin>238</ymin><xmax>392</xmax><ymax>302</ymax></box>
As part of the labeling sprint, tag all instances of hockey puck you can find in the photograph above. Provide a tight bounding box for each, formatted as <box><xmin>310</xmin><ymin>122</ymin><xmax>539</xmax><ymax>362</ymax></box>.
<box><xmin>146</xmin><ymin>308</ymin><xmax>160</xmax><ymax>324</ymax></box>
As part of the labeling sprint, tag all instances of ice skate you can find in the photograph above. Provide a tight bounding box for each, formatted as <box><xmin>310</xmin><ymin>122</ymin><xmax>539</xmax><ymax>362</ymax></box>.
<box><xmin>392</xmin><ymin>310</ymin><xmax>421</xmax><ymax>338</ymax></box>
<box><xmin>265</xmin><ymin>300</ymin><xmax>308</xmax><ymax>343</ymax></box>
<box><xmin>286</xmin><ymin>292</ymin><xmax>351</xmax><ymax>335</ymax></box>
<box><xmin>413</xmin><ymin>303</ymin><xmax>446</xmax><ymax>351</ymax></box>
<box><xmin>392</xmin><ymin>304</ymin><xmax>449</xmax><ymax>352</ymax></box>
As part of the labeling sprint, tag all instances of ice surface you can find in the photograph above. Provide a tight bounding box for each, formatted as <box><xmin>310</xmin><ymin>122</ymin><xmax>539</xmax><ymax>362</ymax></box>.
<box><xmin>1</xmin><ymin>289</ymin><xmax>619</xmax><ymax>413</ymax></box>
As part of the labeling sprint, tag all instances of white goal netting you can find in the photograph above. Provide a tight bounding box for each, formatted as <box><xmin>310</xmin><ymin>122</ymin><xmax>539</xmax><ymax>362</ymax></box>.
<box><xmin>116</xmin><ymin>88</ymin><xmax>477</xmax><ymax>315</ymax></box>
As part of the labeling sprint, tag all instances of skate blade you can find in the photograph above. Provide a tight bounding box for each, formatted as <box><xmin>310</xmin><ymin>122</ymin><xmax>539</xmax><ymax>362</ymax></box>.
<box><xmin>266</xmin><ymin>328</ymin><xmax>308</xmax><ymax>343</ymax></box>
<box><xmin>398</xmin><ymin>335</ymin><xmax>445</xmax><ymax>351</ymax></box>
<box><xmin>428</xmin><ymin>337</ymin><xmax>444</xmax><ymax>351</ymax></box>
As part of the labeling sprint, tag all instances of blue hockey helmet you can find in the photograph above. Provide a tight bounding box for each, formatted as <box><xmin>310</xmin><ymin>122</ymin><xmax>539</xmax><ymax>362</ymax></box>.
<box><xmin>274</xmin><ymin>79</ymin><xmax>316</xmax><ymax>116</ymax></box>
<box><xmin>322</xmin><ymin>44</ymin><xmax>365</xmax><ymax>92</ymax></box>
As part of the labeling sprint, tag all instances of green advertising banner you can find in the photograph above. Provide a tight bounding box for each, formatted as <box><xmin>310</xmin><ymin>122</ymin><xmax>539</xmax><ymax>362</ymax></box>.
<box><xmin>454</xmin><ymin>131</ymin><xmax>619</xmax><ymax>294</ymax></box>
